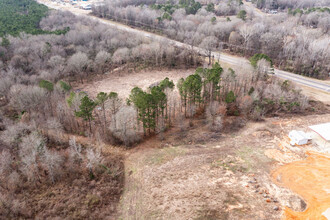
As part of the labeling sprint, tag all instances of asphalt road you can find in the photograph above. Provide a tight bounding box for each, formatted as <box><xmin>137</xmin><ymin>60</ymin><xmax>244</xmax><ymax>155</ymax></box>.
<box><xmin>38</xmin><ymin>0</ymin><xmax>330</xmax><ymax>93</ymax></box>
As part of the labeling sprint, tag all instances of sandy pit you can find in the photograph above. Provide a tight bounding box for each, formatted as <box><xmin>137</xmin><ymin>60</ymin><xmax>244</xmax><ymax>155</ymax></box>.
<box><xmin>272</xmin><ymin>152</ymin><xmax>330</xmax><ymax>220</ymax></box>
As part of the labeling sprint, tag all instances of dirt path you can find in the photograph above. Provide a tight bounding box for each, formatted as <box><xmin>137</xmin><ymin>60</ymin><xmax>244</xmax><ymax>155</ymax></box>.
<box><xmin>272</xmin><ymin>152</ymin><xmax>330</xmax><ymax>219</ymax></box>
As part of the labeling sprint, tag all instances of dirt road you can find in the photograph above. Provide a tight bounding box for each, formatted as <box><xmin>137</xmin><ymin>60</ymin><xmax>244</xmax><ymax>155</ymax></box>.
<box><xmin>272</xmin><ymin>152</ymin><xmax>330</xmax><ymax>220</ymax></box>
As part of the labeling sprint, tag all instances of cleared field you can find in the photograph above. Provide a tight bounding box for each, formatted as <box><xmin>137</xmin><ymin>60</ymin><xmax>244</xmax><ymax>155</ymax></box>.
<box><xmin>119</xmin><ymin>113</ymin><xmax>330</xmax><ymax>219</ymax></box>
<box><xmin>77</xmin><ymin>69</ymin><xmax>195</xmax><ymax>98</ymax></box>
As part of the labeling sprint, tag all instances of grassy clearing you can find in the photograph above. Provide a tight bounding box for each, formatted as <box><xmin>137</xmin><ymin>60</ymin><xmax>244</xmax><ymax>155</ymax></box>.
<box><xmin>211</xmin><ymin>145</ymin><xmax>272</xmax><ymax>173</ymax></box>
<box><xmin>236</xmin><ymin>146</ymin><xmax>272</xmax><ymax>173</ymax></box>
<box><xmin>211</xmin><ymin>158</ymin><xmax>248</xmax><ymax>173</ymax></box>
<box><xmin>146</xmin><ymin>147</ymin><xmax>187</xmax><ymax>165</ymax></box>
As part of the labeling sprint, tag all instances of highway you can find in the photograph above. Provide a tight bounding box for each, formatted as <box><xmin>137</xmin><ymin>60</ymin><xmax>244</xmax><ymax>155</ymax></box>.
<box><xmin>37</xmin><ymin>0</ymin><xmax>330</xmax><ymax>93</ymax></box>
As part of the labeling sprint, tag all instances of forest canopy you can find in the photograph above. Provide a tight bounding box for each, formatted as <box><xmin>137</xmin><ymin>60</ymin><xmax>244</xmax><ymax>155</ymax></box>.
<box><xmin>0</xmin><ymin>0</ymin><xmax>68</xmax><ymax>37</ymax></box>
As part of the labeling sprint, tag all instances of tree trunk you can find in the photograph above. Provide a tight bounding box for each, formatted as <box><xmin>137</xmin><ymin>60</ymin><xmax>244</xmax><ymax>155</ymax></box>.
<box><xmin>102</xmin><ymin>103</ymin><xmax>107</xmax><ymax>129</ymax></box>
<box><xmin>88</xmin><ymin>118</ymin><xmax>92</xmax><ymax>134</ymax></box>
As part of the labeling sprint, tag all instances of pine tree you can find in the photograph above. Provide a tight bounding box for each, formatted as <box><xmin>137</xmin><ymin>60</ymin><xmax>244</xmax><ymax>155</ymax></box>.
<box><xmin>75</xmin><ymin>95</ymin><xmax>96</xmax><ymax>133</ymax></box>
<box><xmin>96</xmin><ymin>92</ymin><xmax>108</xmax><ymax>130</ymax></box>
<box><xmin>108</xmin><ymin>92</ymin><xmax>121</xmax><ymax>129</ymax></box>
<box><xmin>225</xmin><ymin>91</ymin><xmax>236</xmax><ymax>103</ymax></box>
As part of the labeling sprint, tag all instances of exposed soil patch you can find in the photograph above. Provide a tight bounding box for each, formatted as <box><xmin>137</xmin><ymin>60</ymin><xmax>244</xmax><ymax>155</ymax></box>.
<box><xmin>272</xmin><ymin>152</ymin><xmax>330</xmax><ymax>219</ymax></box>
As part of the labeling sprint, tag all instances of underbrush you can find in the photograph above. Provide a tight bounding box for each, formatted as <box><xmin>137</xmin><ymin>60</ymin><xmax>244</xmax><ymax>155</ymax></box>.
<box><xmin>0</xmin><ymin>129</ymin><xmax>124</xmax><ymax>219</ymax></box>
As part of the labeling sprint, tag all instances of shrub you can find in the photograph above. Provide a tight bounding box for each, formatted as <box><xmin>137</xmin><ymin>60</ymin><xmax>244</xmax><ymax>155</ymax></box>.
<box><xmin>250</xmin><ymin>53</ymin><xmax>273</xmax><ymax>68</ymax></box>
<box><xmin>39</xmin><ymin>80</ymin><xmax>54</xmax><ymax>92</ymax></box>
<box><xmin>58</xmin><ymin>81</ymin><xmax>72</xmax><ymax>92</ymax></box>
<box><xmin>225</xmin><ymin>91</ymin><xmax>236</xmax><ymax>103</ymax></box>
<box><xmin>237</xmin><ymin>10</ymin><xmax>247</xmax><ymax>20</ymax></box>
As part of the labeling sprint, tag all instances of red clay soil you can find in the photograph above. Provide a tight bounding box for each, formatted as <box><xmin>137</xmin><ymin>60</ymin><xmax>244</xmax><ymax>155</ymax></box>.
<box><xmin>272</xmin><ymin>152</ymin><xmax>330</xmax><ymax>220</ymax></box>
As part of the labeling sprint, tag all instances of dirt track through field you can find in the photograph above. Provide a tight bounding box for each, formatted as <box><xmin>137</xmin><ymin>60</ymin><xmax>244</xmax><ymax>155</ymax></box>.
<box><xmin>272</xmin><ymin>152</ymin><xmax>330</xmax><ymax>220</ymax></box>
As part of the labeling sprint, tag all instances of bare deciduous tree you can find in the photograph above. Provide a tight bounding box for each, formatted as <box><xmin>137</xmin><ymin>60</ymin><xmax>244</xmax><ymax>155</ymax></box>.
<box><xmin>46</xmin><ymin>118</ymin><xmax>64</xmax><ymax>141</ymax></box>
<box><xmin>43</xmin><ymin>149</ymin><xmax>63</xmax><ymax>184</ymax></box>
<box><xmin>9</xmin><ymin>85</ymin><xmax>48</xmax><ymax>114</ymax></box>
<box><xmin>0</xmin><ymin>150</ymin><xmax>12</xmax><ymax>177</ymax></box>
<box><xmin>239</xmin><ymin>24</ymin><xmax>256</xmax><ymax>56</ymax></box>
<box><xmin>69</xmin><ymin>137</ymin><xmax>83</xmax><ymax>165</ymax></box>
<box><xmin>86</xmin><ymin>148</ymin><xmax>103</xmax><ymax>174</ymax></box>
<box><xmin>7</xmin><ymin>171</ymin><xmax>20</xmax><ymax>191</ymax></box>
<box><xmin>0</xmin><ymin>77</ymin><xmax>13</xmax><ymax>102</ymax></box>
<box><xmin>206</xmin><ymin>101</ymin><xmax>223</xmax><ymax>132</ymax></box>
<box><xmin>19</xmin><ymin>132</ymin><xmax>45</xmax><ymax>183</ymax></box>
<box><xmin>95</xmin><ymin>51</ymin><xmax>111</xmax><ymax>73</ymax></box>
<box><xmin>110</xmin><ymin>106</ymin><xmax>140</xmax><ymax>146</ymax></box>
<box><xmin>0</xmin><ymin>123</ymin><xmax>31</xmax><ymax>147</ymax></box>
<box><xmin>199</xmin><ymin>36</ymin><xmax>219</xmax><ymax>65</ymax></box>
<box><xmin>256</xmin><ymin>58</ymin><xmax>271</xmax><ymax>81</ymax></box>
<box><xmin>67</xmin><ymin>52</ymin><xmax>89</xmax><ymax>83</ymax></box>
<box><xmin>112</xmin><ymin>47</ymin><xmax>130</xmax><ymax>64</ymax></box>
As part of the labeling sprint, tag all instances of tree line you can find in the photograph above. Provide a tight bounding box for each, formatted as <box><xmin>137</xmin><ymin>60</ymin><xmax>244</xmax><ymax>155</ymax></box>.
<box><xmin>17</xmin><ymin>60</ymin><xmax>306</xmax><ymax>148</ymax></box>
<box><xmin>92</xmin><ymin>0</ymin><xmax>330</xmax><ymax>79</ymax></box>
<box><xmin>252</xmin><ymin>0</ymin><xmax>329</xmax><ymax>10</ymax></box>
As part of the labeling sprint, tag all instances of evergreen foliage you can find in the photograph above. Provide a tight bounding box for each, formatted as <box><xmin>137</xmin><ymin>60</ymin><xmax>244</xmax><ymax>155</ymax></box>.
<box><xmin>0</xmin><ymin>0</ymin><xmax>69</xmax><ymax>37</ymax></box>
<box><xmin>96</xmin><ymin>92</ymin><xmax>108</xmax><ymax>106</ymax></box>
<box><xmin>58</xmin><ymin>81</ymin><xmax>72</xmax><ymax>92</ymax></box>
<box><xmin>225</xmin><ymin>91</ymin><xmax>236</xmax><ymax>103</ymax></box>
<box><xmin>39</xmin><ymin>80</ymin><xmax>54</xmax><ymax>92</ymax></box>
<box><xmin>129</xmin><ymin>78</ymin><xmax>173</xmax><ymax>135</ymax></box>
<box><xmin>249</xmin><ymin>53</ymin><xmax>273</xmax><ymax>68</ymax></box>
<box><xmin>206</xmin><ymin>3</ymin><xmax>215</xmax><ymax>12</ymax></box>
<box><xmin>75</xmin><ymin>95</ymin><xmax>96</xmax><ymax>132</ymax></box>
<box><xmin>237</xmin><ymin>10</ymin><xmax>247</xmax><ymax>20</ymax></box>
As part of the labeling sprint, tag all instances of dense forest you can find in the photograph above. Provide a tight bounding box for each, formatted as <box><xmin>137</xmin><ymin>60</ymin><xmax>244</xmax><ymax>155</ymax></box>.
<box><xmin>0</xmin><ymin>0</ymin><xmax>49</xmax><ymax>37</ymax></box>
<box><xmin>0</xmin><ymin>0</ymin><xmax>68</xmax><ymax>37</ymax></box>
